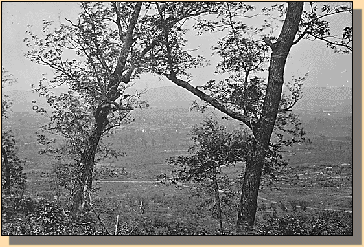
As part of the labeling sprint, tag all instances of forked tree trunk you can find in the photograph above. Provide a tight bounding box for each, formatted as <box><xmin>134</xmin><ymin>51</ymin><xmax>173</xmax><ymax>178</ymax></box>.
<box><xmin>235</xmin><ymin>2</ymin><xmax>304</xmax><ymax>233</ymax></box>
<box><xmin>69</xmin><ymin>2</ymin><xmax>142</xmax><ymax>214</ymax></box>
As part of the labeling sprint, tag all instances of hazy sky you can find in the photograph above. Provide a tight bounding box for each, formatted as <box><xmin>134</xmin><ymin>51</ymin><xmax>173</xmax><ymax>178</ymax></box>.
<box><xmin>2</xmin><ymin>2</ymin><xmax>352</xmax><ymax>91</ymax></box>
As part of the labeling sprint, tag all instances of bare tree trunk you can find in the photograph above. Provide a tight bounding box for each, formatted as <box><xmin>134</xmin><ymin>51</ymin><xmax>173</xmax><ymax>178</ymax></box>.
<box><xmin>236</xmin><ymin>146</ymin><xmax>265</xmax><ymax>233</ymax></box>
<box><xmin>235</xmin><ymin>2</ymin><xmax>304</xmax><ymax>233</ymax></box>
<box><xmin>71</xmin><ymin>110</ymin><xmax>108</xmax><ymax>214</ymax></box>
<box><xmin>212</xmin><ymin>167</ymin><xmax>223</xmax><ymax>234</ymax></box>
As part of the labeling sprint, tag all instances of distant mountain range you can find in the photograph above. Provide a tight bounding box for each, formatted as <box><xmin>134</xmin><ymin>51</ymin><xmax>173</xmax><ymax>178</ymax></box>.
<box><xmin>2</xmin><ymin>86</ymin><xmax>353</xmax><ymax>142</ymax></box>
<box><xmin>3</xmin><ymin>86</ymin><xmax>352</xmax><ymax>114</ymax></box>
<box><xmin>294</xmin><ymin>86</ymin><xmax>352</xmax><ymax>112</ymax></box>
<box><xmin>142</xmin><ymin>86</ymin><xmax>352</xmax><ymax>112</ymax></box>
<box><xmin>140</xmin><ymin>86</ymin><xmax>199</xmax><ymax>109</ymax></box>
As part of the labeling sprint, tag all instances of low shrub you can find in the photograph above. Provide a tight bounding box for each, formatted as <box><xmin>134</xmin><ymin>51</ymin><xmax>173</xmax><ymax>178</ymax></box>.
<box><xmin>256</xmin><ymin>205</ymin><xmax>353</xmax><ymax>235</ymax></box>
<box><xmin>2</xmin><ymin>195</ymin><xmax>105</xmax><ymax>235</ymax></box>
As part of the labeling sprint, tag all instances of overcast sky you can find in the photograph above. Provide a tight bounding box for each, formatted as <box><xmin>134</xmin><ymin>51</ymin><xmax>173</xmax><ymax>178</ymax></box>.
<box><xmin>2</xmin><ymin>2</ymin><xmax>352</xmax><ymax>91</ymax></box>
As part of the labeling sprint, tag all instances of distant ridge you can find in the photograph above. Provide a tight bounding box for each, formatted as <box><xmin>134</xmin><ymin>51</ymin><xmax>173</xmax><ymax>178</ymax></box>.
<box><xmin>4</xmin><ymin>86</ymin><xmax>352</xmax><ymax>113</ymax></box>
<box><xmin>140</xmin><ymin>86</ymin><xmax>199</xmax><ymax>109</ymax></box>
<box><xmin>295</xmin><ymin>86</ymin><xmax>352</xmax><ymax>112</ymax></box>
<box><xmin>141</xmin><ymin>86</ymin><xmax>352</xmax><ymax>112</ymax></box>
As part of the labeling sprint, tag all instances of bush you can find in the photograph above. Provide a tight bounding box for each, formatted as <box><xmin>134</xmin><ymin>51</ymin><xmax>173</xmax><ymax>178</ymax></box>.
<box><xmin>1</xmin><ymin>130</ymin><xmax>27</xmax><ymax>196</ymax></box>
<box><xmin>128</xmin><ymin>215</ymin><xmax>209</xmax><ymax>235</ymax></box>
<box><xmin>2</xmin><ymin>196</ymin><xmax>104</xmax><ymax>235</ymax></box>
<box><xmin>256</xmin><ymin>205</ymin><xmax>353</xmax><ymax>235</ymax></box>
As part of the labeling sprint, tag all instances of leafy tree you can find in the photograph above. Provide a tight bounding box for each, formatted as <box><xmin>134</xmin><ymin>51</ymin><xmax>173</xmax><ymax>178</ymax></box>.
<box><xmin>1</xmin><ymin>68</ymin><xmax>27</xmax><ymax>196</ymax></box>
<box><xmin>24</xmin><ymin>1</ymin><xmax>220</xmax><ymax>214</ymax></box>
<box><xmin>169</xmin><ymin>118</ymin><xmax>249</xmax><ymax>233</ymax></box>
<box><xmin>148</xmin><ymin>2</ymin><xmax>352</xmax><ymax>232</ymax></box>
<box><xmin>24</xmin><ymin>2</ymin><xmax>150</xmax><ymax>213</ymax></box>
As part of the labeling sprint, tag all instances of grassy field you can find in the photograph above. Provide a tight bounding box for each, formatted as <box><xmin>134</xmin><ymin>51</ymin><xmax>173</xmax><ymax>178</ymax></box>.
<box><xmin>5</xmin><ymin>108</ymin><xmax>353</xmax><ymax>234</ymax></box>
<box><xmin>22</xmin><ymin>134</ymin><xmax>352</xmax><ymax>233</ymax></box>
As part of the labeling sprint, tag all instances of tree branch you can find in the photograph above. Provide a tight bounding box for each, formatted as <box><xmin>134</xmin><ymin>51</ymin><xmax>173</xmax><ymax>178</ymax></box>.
<box><xmin>164</xmin><ymin>73</ymin><xmax>253</xmax><ymax>130</ymax></box>
<box><xmin>278</xmin><ymin>100</ymin><xmax>298</xmax><ymax>113</ymax></box>
<box><xmin>263</xmin><ymin>36</ymin><xmax>279</xmax><ymax>51</ymax></box>
<box><xmin>95</xmin><ymin>100</ymin><xmax>133</xmax><ymax>120</ymax></box>
<box><xmin>112</xmin><ymin>2</ymin><xmax>123</xmax><ymax>40</ymax></box>
<box><xmin>311</xmin><ymin>34</ymin><xmax>352</xmax><ymax>52</ymax></box>
<box><xmin>292</xmin><ymin>25</ymin><xmax>310</xmax><ymax>45</ymax></box>
<box><xmin>89</xmin><ymin>28</ymin><xmax>112</xmax><ymax>76</ymax></box>
<box><xmin>155</xmin><ymin>3</ymin><xmax>253</xmax><ymax>130</ymax></box>
<box><xmin>121</xmin><ymin>39</ymin><xmax>158</xmax><ymax>83</ymax></box>
<box><xmin>317</xmin><ymin>8</ymin><xmax>352</xmax><ymax>20</ymax></box>
<box><xmin>112</xmin><ymin>2</ymin><xmax>142</xmax><ymax>80</ymax></box>
<box><xmin>109</xmin><ymin>101</ymin><xmax>133</xmax><ymax>111</ymax></box>
<box><xmin>77</xmin><ymin>37</ymin><xmax>108</xmax><ymax>96</ymax></box>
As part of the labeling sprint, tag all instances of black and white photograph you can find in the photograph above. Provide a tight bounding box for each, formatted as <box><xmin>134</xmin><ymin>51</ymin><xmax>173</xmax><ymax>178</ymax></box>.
<box><xmin>2</xmin><ymin>1</ymin><xmax>353</xmax><ymax>236</ymax></box>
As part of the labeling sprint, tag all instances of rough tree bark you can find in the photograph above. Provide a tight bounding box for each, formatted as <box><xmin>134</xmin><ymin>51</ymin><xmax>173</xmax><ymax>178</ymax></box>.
<box><xmin>236</xmin><ymin>2</ymin><xmax>304</xmax><ymax>233</ymax></box>
<box><xmin>71</xmin><ymin>109</ymin><xmax>109</xmax><ymax>213</ymax></box>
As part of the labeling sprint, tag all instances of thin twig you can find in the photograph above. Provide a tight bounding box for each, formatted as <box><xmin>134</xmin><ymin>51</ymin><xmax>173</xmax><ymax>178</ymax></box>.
<box><xmin>115</xmin><ymin>214</ymin><xmax>119</xmax><ymax>235</ymax></box>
